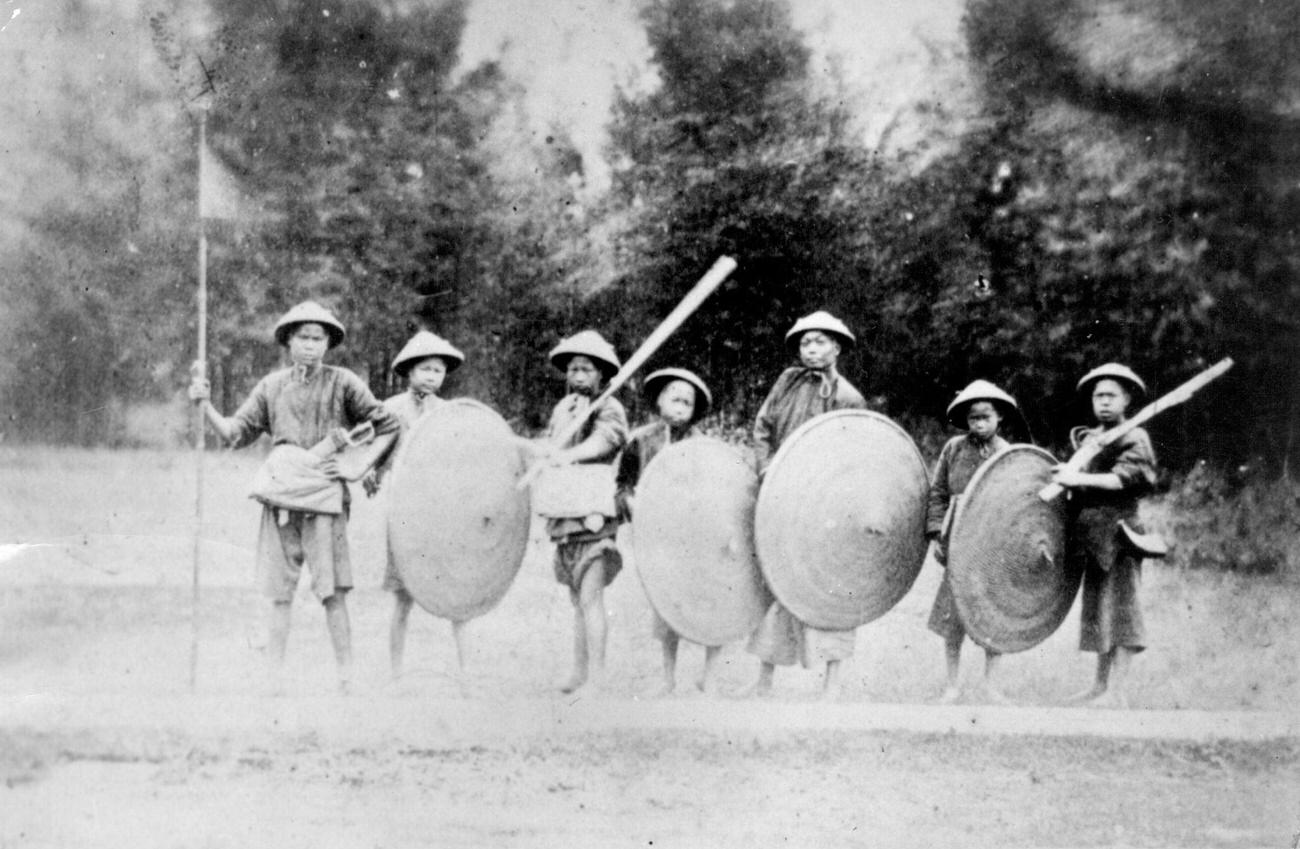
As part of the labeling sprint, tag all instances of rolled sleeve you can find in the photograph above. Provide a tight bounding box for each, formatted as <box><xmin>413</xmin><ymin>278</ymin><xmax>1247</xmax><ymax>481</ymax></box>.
<box><xmin>926</xmin><ymin>441</ymin><xmax>955</xmax><ymax>537</ymax></box>
<box><xmin>1111</xmin><ymin>429</ymin><xmax>1158</xmax><ymax>494</ymax></box>
<box><xmin>582</xmin><ymin>401</ymin><xmax>629</xmax><ymax>460</ymax></box>
<box><xmin>341</xmin><ymin>371</ymin><xmax>391</xmax><ymax>430</ymax></box>
<box><xmin>227</xmin><ymin>378</ymin><xmax>270</xmax><ymax>448</ymax></box>
<box><xmin>751</xmin><ymin>391</ymin><xmax>778</xmax><ymax>471</ymax></box>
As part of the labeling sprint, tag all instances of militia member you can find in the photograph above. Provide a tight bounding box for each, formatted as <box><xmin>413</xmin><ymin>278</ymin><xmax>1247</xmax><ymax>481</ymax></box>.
<box><xmin>189</xmin><ymin>301</ymin><xmax>397</xmax><ymax>694</ymax></box>
<box><xmin>539</xmin><ymin>330</ymin><xmax>629</xmax><ymax>694</ymax></box>
<box><xmin>1051</xmin><ymin>363</ymin><xmax>1158</xmax><ymax>708</ymax></box>
<box><xmin>614</xmin><ymin>367</ymin><xmax>721</xmax><ymax>696</ymax></box>
<box><xmin>747</xmin><ymin>310</ymin><xmax>868</xmax><ymax>699</ymax></box>
<box><xmin>926</xmin><ymin>380</ymin><xmax>1016</xmax><ymax>704</ymax></box>
<box><xmin>362</xmin><ymin>330</ymin><xmax>467</xmax><ymax>685</ymax></box>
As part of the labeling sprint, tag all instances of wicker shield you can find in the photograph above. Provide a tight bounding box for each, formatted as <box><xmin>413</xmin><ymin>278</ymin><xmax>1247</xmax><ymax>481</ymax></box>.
<box><xmin>947</xmin><ymin>444</ymin><xmax>1073</xmax><ymax>653</ymax></box>
<box><xmin>754</xmin><ymin>410</ymin><xmax>929</xmax><ymax>630</ymax></box>
<box><xmin>386</xmin><ymin>399</ymin><xmax>531</xmax><ymax>621</ymax></box>
<box><xmin>633</xmin><ymin>437</ymin><xmax>771</xmax><ymax>646</ymax></box>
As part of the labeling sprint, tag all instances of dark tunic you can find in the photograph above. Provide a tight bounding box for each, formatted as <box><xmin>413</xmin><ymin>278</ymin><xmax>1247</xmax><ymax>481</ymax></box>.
<box><xmin>752</xmin><ymin>366</ymin><xmax>867</xmax><ymax>472</ymax></box>
<box><xmin>226</xmin><ymin>364</ymin><xmax>393</xmax><ymax>602</ymax></box>
<box><xmin>748</xmin><ymin>365</ymin><xmax>869</xmax><ymax>667</ymax></box>
<box><xmin>614</xmin><ymin>419</ymin><xmax>698</xmax><ymax>521</ymax></box>
<box><xmin>925</xmin><ymin>433</ymin><xmax>1010</xmax><ymax>640</ymax></box>
<box><xmin>1068</xmin><ymin>425</ymin><xmax>1158</xmax><ymax>653</ymax></box>
<box><xmin>228</xmin><ymin>365</ymin><xmax>392</xmax><ymax>450</ymax></box>
<box><xmin>545</xmin><ymin>392</ymin><xmax>629</xmax><ymax>590</ymax></box>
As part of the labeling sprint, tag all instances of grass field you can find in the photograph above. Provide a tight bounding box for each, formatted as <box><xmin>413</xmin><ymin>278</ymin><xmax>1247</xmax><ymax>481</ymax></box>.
<box><xmin>1</xmin><ymin>446</ymin><xmax>1298</xmax><ymax>848</ymax></box>
<box><xmin>2</xmin><ymin>445</ymin><xmax>1297</xmax><ymax>709</ymax></box>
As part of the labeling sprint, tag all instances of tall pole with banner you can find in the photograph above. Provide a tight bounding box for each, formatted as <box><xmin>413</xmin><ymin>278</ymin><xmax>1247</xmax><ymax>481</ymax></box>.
<box><xmin>190</xmin><ymin>108</ymin><xmax>209</xmax><ymax>692</ymax></box>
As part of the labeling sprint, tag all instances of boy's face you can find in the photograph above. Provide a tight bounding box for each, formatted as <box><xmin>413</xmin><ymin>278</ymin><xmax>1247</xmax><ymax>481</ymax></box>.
<box><xmin>966</xmin><ymin>401</ymin><xmax>1001</xmax><ymax>441</ymax></box>
<box><xmin>656</xmin><ymin>379</ymin><xmax>696</xmax><ymax>428</ymax></box>
<box><xmin>288</xmin><ymin>322</ymin><xmax>329</xmax><ymax>367</ymax></box>
<box><xmin>566</xmin><ymin>355</ymin><xmax>603</xmax><ymax>396</ymax></box>
<box><xmin>408</xmin><ymin>357</ymin><xmax>447</xmax><ymax>396</ymax></box>
<box><xmin>799</xmin><ymin>330</ymin><xmax>840</xmax><ymax>369</ymax></box>
<box><xmin>1091</xmin><ymin>378</ymin><xmax>1131</xmax><ymax>424</ymax></box>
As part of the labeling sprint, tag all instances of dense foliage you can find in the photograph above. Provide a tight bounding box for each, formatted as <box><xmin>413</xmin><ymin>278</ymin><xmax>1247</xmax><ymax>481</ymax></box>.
<box><xmin>0</xmin><ymin>0</ymin><xmax>1294</xmax><ymax>474</ymax></box>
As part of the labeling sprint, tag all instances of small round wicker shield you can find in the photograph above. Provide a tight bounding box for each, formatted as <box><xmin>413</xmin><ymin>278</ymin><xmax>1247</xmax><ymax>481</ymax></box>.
<box><xmin>947</xmin><ymin>444</ymin><xmax>1073</xmax><ymax>653</ymax></box>
<box><xmin>633</xmin><ymin>437</ymin><xmax>771</xmax><ymax>646</ymax></box>
<box><xmin>386</xmin><ymin>399</ymin><xmax>531</xmax><ymax>621</ymax></box>
<box><xmin>754</xmin><ymin>410</ymin><xmax>929</xmax><ymax>630</ymax></box>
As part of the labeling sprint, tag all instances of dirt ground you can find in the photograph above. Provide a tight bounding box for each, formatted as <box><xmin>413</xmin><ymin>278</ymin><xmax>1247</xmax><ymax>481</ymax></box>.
<box><xmin>2</xmin><ymin>448</ymin><xmax>1299</xmax><ymax>847</ymax></box>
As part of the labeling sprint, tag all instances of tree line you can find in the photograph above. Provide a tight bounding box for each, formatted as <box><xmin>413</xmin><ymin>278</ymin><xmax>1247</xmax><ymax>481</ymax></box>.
<box><xmin>0</xmin><ymin>0</ymin><xmax>1295</xmax><ymax>475</ymax></box>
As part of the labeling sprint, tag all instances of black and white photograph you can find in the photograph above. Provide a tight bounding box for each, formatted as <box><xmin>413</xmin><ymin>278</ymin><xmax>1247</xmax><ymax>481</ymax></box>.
<box><xmin>1</xmin><ymin>0</ymin><xmax>1297</xmax><ymax>845</ymax></box>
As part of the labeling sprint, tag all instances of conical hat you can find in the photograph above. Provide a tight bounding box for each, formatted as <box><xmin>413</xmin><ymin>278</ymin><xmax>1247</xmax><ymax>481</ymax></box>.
<box><xmin>1077</xmin><ymin>363</ymin><xmax>1146</xmax><ymax>398</ymax></box>
<box><xmin>643</xmin><ymin>368</ymin><xmax>712</xmax><ymax>421</ymax></box>
<box><xmin>392</xmin><ymin>331</ymin><xmax>465</xmax><ymax>376</ymax></box>
<box><xmin>755</xmin><ymin>410</ymin><xmax>928</xmax><ymax>630</ymax></box>
<box><xmin>784</xmin><ymin>310</ymin><xmax>856</xmax><ymax>351</ymax></box>
<box><xmin>386</xmin><ymin>399</ymin><xmax>531</xmax><ymax>621</ymax></box>
<box><xmin>946</xmin><ymin>379</ymin><xmax>1019</xmax><ymax>429</ymax></box>
<box><xmin>549</xmin><ymin>330</ymin><xmax>620</xmax><ymax>378</ymax></box>
<box><xmin>633</xmin><ymin>437</ymin><xmax>770</xmax><ymax>645</ymax></box>
<box><xmin>947</xmin><ymin>444</ymin><xmax>1075</xmax><ymax>653</ymax></box>
<box><xmin>273</xmin><ymin>301</ymin><xmax>346</xmax><ymax>348</ymax></box>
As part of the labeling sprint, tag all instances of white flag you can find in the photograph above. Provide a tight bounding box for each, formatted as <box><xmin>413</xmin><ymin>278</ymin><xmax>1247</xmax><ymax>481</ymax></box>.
<box><xmin>199</xmin><ymin>143</ymin><xmax>246</xmax><ymax>221</ymax></box>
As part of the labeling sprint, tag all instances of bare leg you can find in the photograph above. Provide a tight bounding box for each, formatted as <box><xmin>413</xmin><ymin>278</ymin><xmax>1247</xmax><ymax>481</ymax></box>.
<box><xmin>822</xmin><ymin>659</ymin><xmax>843</xmax><ymax>701</ymax></box>
<box><xmin>576</xmin><ymin>561</ymin><xmax>609</xmax><ymax>694</ymax></box>
<box><xmin>937</xmin><ymin>631</ymin><xmax>963</xmax><ymax>704</ymax></box>
<box><xmin>388</xmin><ymin>591</ymin><xmax>414</xmax><ymax>681</ymax></box>
<box><xmin>1089</xmin><ymin>648</ymin><xmax>1134</xmax><ymax>708</ymax></box>
<box><xmin>698</xmin><ymin>646</ymin><xmax>722</xmax><ymax>696</ymax></box>
<box><xmin>738</xmin><ymin>661</ymin><xmax>775</xmax><ymax>698</ymax></box>
<box><xmin>267</xmin><ymin>600</ymin><xmax>292</xmax><ymax>696</ymax></box>
<box><xmin>977</xmin><ymin>650</ymin><xmax>1011</xmax><ymax>704</ymax></box>
<box><xmin>559</xmin><ymin>589</ymin><xmax>588</xmax><ymax>694</ymax></box>
<box><xmin>452</xmin><ymin>619</ymin><xmax>472</xmax><ymax>697</ymax></box>
<box><xmin>323</xmin><ymin>594</ymin><xmax>353</xmax><ymax>694</ymax></box>
<box><xmin>655</xmin><ymin>629</ymin><xmax>680</xmax><ymax>696</ymax></box>
<box><xmin>1067</xmin><ymin>650</ymin><xmax>1112</xmax><ymax>704</ymax></box>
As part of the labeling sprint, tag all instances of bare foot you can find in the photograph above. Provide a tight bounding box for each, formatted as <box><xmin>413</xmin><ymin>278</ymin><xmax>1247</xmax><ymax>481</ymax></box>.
<box><xmin>558</xmin><ymin>674</ymin><xmax>587</xmax><ymax>694</ymax></box>
<box><xmin>696</xmin><ymin>677</ymin><xmax>722</xmax><ymax>698</ymax></box>
<box><xmin>650</xmin><ymin>679</ymin><xmax>676</xmax><ymax>698</ymax></box>
<box><xmin>1086</xmin><ymin>689</ymin><xmax>1130</xmax><ymax>709</ymax></box>
<box><xmin>976</xmin><ymin>685</ymin><xmax>1013</xmax><ymax>706</ymax></box>
<box><xmin>1065</xmin><ymin>685</ymin><xmax>1106</xmax><ymax>705</ymax></box>
<box><xmin>732</xmin><ymin>678</ymin><xmax>773</xmax><ymax>699</ymax></box>
<box><xmin>934</xmin><ymin>686</ymin><xmax>961</xmax><ymax>705</ymax></box>
<box><xmin>265</xmin><ymin>669</ymin><xmax>287</xmax><ymax>698</ymax></box>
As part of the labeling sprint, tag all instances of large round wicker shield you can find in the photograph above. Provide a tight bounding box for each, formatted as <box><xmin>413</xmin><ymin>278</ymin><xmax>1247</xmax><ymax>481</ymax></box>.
<box><xmin>386</xmin><ymin>399</ymin><xmax>531</xmax><ymax>621</ymax></box>
<box><xmin>633</xmin><ymin>437</ymin><xmax>771</xmax><ymax>646</ymax></box>
<box><xmin>755</xmin><ymin>410</ymin><xmax>929</xmax><ymax>630</ymax></box>
<box><xmin>948</xmin><ymin>444</ymin><xmax>1073</xmax><ymax>653</ymax></box>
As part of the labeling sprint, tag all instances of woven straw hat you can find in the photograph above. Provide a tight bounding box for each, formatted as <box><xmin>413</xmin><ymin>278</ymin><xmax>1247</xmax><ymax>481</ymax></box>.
<box><xmin>549</xmin><ymin>330</ymin><xmax>621</xmax><ymax>379</ymax></box>
<box><xmin>392</xmin><ymin>331</ymin><xmax>465</xmax><ymax>377</ymax></box>
<box><xmin>784</xmin><ymin>310</ymin><xmax>856</xmax><ymax>352</ymax></box>
<box><xmin>274</xmin><ymin>301</ymin><xmax>346</xmax><ymax>348</ymax></box>
<box><xmin>644</xmin><ymin>367</ymin><xmax>712</xmax><ymax>421</ymax></box>
<box><xmin>946</xmin><ymin>379</ymin><xmax>1020</xmax><ymax>429</ymax></box>
<box><xmin>1077</xmin><ymin>362</ymin><xmax>1146</xmax><ymax>398</ymax></box>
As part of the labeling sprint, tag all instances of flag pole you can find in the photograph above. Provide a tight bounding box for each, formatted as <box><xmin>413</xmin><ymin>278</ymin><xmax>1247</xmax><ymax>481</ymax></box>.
<box><xmin>190</xmin><ymin>108</ymin><xmax>209</xmax><ymax>692</ymax></box>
